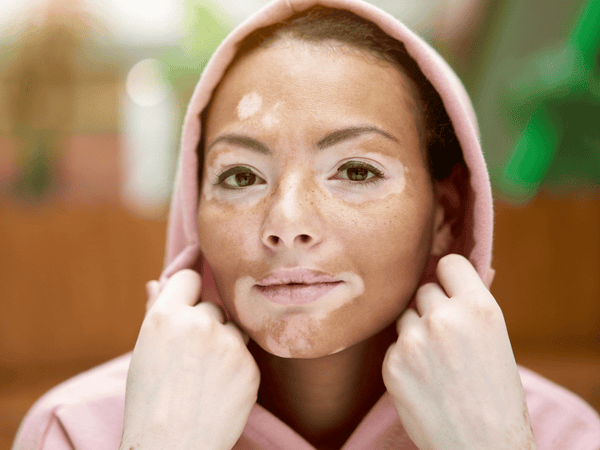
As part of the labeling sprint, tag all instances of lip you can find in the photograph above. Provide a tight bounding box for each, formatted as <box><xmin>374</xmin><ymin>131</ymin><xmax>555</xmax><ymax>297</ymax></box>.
<box><xmin>255</xmin><ymin>269</ymin><xmax>343</xmax><ymax>305</ymax></box>
<box><xmin>256</xmin><ymin>268</ymin><xmax>341</xmax><ymax>286</ymax></box>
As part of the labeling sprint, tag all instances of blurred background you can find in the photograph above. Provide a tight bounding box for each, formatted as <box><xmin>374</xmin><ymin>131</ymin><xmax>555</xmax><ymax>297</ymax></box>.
<box><xmin>1</xmin><ymin>0</ymin><xmax>599</xmax><ymax>447</ymax></box>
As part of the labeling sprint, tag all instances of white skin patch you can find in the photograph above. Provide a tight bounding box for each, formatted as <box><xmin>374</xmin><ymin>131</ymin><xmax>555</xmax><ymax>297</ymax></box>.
<box><xmin>261</xmin><ymin>102</ymin><xmax>282</xmax><ymax>129</ymax></box>
<box><xmin>201</xmin><ymin>149</ymin><xmax>268</xmax><ymax>205</ymax></box>
<box><xmin>317</xmin><ymin>149</ymin><xmax>408</xmax><ymax>204</ymax></box>
<box><xmin>236</xmin><ymin>92</ymin><xmax>263</xmax><ymax>120</ymax></box>
<box><xmin>234</xmin><ymin>271</ymin><xmax>365</xmax><ymax>357</ymax></box>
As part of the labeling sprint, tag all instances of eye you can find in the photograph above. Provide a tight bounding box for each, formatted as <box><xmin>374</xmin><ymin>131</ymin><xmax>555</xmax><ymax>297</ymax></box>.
<box><xmin>215</xmin><ymin>166</ymin><xmax>265</xmax><ymax>189</ymax></box>
<box><xmin>334</xmin><ymin>161</ymin><xmax>385</xmax><ymax>185</ymax></box>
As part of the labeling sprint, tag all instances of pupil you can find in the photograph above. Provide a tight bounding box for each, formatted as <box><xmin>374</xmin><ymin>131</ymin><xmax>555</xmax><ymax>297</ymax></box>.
<box><xmin>348</xmin><ymin>167</ymin><xmax>368</xmax><ymax>181</ymax></box>
<box><xmin>235</xmin><ymin>172</ymin><xmax>255</xmax><ymax>186</ymax></box>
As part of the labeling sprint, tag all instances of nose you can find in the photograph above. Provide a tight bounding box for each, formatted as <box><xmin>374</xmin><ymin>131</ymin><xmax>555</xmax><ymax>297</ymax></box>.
<box><xmin>260</xmin><ymin>173</ymin><xmax>323</xmax><ymax>251</ymax></box>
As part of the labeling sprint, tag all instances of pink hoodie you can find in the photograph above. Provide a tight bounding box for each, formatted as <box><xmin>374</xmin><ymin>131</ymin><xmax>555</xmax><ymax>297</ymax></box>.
<box><xmin>12</xmin><ymin>0</ymin><xmax>600</xmax><ymax>449</ymax></box>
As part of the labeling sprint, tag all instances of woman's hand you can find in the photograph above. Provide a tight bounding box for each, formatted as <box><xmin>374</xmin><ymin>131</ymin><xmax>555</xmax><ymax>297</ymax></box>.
<box><xmin>120</xmin><ymin>270</ymin><xmax>260</xmax><ymax>450</ymax></box>
<box><xmin>382</xmin><ymin>254</ymin><xmax>537</xmax><ymax>450</ymax></box>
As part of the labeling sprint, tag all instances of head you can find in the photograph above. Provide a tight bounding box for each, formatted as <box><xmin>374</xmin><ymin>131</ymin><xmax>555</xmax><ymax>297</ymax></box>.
<box><xmin>196</xmin><ymin>6</ymin><xmax>466</xmax><ymax>358</ymax></box>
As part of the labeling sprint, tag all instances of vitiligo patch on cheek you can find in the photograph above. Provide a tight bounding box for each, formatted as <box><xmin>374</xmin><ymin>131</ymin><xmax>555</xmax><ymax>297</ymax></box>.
<box><xmin>236</xmin><ymin>92</ymin><xmax>263</xmax><ymax>120</ymax></box>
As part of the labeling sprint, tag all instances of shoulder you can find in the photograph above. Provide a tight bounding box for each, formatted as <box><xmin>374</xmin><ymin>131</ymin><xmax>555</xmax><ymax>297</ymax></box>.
<box><xmin>518</xmin><ymin>365</ymin><xmax>600</xmax><ymax>450</ymax></box>
<box><xmin>12</xmin><ymin>353</ymin><xmax>130</xmax><ymax>450</ymax></box>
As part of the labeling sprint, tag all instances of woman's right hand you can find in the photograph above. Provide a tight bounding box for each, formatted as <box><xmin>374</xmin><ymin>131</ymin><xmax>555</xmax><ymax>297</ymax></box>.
<box><xmin>120</xmin><ymin>269</ymin><xmax>260</xmax><ymax>450</ymax></box>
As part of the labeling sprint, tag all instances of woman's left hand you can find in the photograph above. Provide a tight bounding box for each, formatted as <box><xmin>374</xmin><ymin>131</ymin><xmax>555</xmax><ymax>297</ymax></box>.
<box><xmin>382</xmin><ymin>254</ymin><xmax>538</xmax><ymax>450</ymax></box>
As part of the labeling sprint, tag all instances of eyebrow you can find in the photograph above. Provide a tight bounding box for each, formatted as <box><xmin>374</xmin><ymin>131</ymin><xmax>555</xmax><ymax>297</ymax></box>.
<box><xmin>205</xmin><ymin>126</ymin><xmax>399</xmax><ymax>156</ymax></box>
<box><xmin>316</xmin><ymin>126</ymin><xmax>399</xmax><ymax>149</ymax></box>
<box><xmin>206</xmin><ymin>134</ymin><xmax>270</xmax><ymax>155</ymax></box>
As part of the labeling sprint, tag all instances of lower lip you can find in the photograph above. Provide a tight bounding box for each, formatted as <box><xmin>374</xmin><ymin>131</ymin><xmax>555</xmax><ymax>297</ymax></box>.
<box><xmin>255</xmin><ymin>282</ymin><xmax>342</xmax><ymax>305</ymax></box>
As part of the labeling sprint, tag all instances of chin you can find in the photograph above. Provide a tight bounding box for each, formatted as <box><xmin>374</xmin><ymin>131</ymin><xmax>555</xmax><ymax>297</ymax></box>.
<box><xmin>248</xmin><ymin>327</ymin><xmax>351</xmax><ymax>359</ymax></box>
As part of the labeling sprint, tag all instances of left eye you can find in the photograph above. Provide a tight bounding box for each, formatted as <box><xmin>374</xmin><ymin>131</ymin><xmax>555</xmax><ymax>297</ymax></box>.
<box><xmin>335</xmin><ymin>161</ymin><xmax>384</xmax><ymax>183</ymax></box>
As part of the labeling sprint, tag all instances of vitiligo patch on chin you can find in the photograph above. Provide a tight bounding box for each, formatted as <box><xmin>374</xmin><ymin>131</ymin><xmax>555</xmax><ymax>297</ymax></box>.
<box><xmin>233</xmin><ymin>271</ymin><xmax>364</xmax><ymax>358</ymax></box>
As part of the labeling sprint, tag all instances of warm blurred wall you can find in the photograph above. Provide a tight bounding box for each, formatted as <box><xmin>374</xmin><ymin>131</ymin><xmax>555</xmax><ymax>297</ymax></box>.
<box><xmin>493</xmin><ymin>195</ymin><xmax>600</xmax><ymax>411</ymax></box>
<box><xmin>0</xmin><ymin>198</ymin><xmax>167</xmax><ymax>450</ymax></box>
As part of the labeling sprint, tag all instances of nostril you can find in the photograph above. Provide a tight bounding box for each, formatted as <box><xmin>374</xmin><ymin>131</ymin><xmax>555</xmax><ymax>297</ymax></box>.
<box><xmin>298</xmin><ymin>234</ymin><xmax>311</xmax><ymax>244</ymax></box>
<box><xmin>268</xmin><ymin>235</ymin><xmax>280</xmax><ymax>246</ymax></box>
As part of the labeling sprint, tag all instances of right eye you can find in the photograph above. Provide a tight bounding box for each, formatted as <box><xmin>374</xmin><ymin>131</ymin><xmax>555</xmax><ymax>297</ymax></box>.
<box><xmin>216</xmin><ymin>166</ymin><xmax>265</xmax><ymax>189</ymax></box>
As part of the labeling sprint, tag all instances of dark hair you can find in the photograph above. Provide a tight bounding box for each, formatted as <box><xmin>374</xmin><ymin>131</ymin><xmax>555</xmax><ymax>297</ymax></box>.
<box><xmin>198</xmin><ymin>6</ymin><xmax>464</xmax><ymax>182</ymax></box>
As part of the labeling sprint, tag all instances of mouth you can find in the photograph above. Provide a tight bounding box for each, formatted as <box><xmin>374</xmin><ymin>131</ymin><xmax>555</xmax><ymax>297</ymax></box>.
<box><xmin>255</xmin><ymin>269</ymin><xmax>343</xmax><ymax>305</ymax></box>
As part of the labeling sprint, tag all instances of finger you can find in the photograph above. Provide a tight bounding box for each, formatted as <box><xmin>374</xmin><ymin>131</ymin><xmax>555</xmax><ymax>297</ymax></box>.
<box><xmin>196</xmin><ymin>301</ymin><xmax>226</xmax><ymax>324</ymax></box>
<box><xmin>436</xmin><ymin>254</ymin><xmax>486</xmax><ymax>298</ymax></box>
<box><xmin>396</xmin><ymin>307</ymin><xmax>420</xmax><ymax>335</ymax></box>
<box><xmin>414</xmin><ymin>282</ymin><xmax>447</xmax><ymax>316</ymax></box>
<box><xmin>223</xmin><ymin>321</ymin><xmax>251</xmax><ymax>345</ymax></box>
<box><xmin>154</xmin><ymin>269</ymin><xmax>202</xmax><ymax>309</ymax></box>
<box><xmin>145</xmin><ymin>280</ymin><xmax>161</xmax><ymax>311</ymax></box>
<box><xmin>145</xmin><ymin>280</ymin><xmax>160</xmax><ymax>302</ymax></box>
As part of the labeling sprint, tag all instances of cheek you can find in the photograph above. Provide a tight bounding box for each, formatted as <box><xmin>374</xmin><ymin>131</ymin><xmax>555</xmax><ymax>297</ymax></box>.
<box><xmin>329</xmin><ymin>191</ymin><xmax>435</xmax><ymax>311</ymax></box>
<box><xmin>198</xmin><ymin>192</ymin><xmax>263</xmax><ymax>253</ymax></box>
<box><xmin>197</xmin><ymin>196</ymin><xmax>264</xmax><ymax>306</ymax></box>
<box><xmin>332</xmin><ymin>191</ymin><xmax>434</xmax><ymax>268</ymax></box>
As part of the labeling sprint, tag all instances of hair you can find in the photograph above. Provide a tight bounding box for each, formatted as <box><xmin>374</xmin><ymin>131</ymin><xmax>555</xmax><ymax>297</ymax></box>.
<box><xmin>198</xmin><ymin>6</ymin><xmax>464</xmax><ymax>183</ymax></box>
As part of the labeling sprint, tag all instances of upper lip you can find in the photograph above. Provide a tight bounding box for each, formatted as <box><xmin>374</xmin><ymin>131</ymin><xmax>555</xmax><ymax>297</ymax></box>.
<box><xmin>256</xmin><ymin>268</ymin><xmax>342</xmax><ymax>286</ymax></box>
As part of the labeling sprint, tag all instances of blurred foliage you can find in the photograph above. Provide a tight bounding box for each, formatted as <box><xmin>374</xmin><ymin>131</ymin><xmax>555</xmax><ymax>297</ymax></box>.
<box><xmin>2</xmin><ymin>0</ymin><xmax>94</xmax><ymax>199</ymax></box>
<box><xmin>473</xmin><ymin>0</ymin><xmax>600</xmax><ymax>203</ymax></box>
<box><xmin>500</xmin><ymin>0</ymin><xmax>600</xmax><ymax>201</ymax></box>
<box><xmin>159</xmin><ymin>0</ymin><xmax>232</xmax><ymax>118</ymax></box>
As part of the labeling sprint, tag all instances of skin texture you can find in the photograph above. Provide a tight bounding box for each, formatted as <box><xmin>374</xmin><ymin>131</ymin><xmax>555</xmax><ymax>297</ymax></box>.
<box><xmin>197</xmin><ymin>40</ymin><xmax>449</xmax><ymax>360</ymax></box>
<box><xmin>120</xmin><ymin>38</ymin><xmax>537</xmax><ymax>450</ymax></box>
<box><xmin>382</xmin><ymin>254</ymin><xmax>538</xmax><ymax>450</ymax></box>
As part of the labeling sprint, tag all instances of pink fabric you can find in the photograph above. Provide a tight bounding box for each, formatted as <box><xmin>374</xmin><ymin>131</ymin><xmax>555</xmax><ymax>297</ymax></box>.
<box><xmin>11</xmin><ymin>0</ymin><xmax>600</xmax><ymax>448</ymax></box>
<box><xmin>13</xmin><ymin>355</ymin><xmax>600</xmax><ymax>449</ymax></box>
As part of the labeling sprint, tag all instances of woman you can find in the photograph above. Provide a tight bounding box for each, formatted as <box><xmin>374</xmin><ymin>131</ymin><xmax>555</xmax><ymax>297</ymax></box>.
<box><xmin>14</xmin><ymin>1</ymin><xmax>600</xmax><ymax>449</ymax></box>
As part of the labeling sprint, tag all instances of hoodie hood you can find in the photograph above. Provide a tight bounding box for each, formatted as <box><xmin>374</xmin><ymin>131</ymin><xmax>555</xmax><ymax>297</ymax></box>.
<box><xmin>156</xmin><ymin>0</ymin><xmax>494</xmax><ymax>309</ymax></box>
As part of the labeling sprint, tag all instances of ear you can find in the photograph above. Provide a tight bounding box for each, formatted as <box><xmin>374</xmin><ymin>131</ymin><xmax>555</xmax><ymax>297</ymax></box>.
<box><xmin>430</xmin><ymin>165</ymin><xmax>465</xmax><ymax>256</ymax></box>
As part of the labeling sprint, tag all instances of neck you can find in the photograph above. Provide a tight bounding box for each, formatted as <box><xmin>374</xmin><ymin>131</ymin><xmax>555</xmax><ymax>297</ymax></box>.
<box><xmin>249</xmin><ymin>323</ymin><xmax>397</xmax><ymax>450</ymax></box>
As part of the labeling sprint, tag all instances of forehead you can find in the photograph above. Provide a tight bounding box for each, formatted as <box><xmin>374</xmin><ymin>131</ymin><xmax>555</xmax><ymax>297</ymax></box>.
<box><xmin>204</xmin><ymin>40</ymin><xmax>423</xmax><ymax>156</ymax></box>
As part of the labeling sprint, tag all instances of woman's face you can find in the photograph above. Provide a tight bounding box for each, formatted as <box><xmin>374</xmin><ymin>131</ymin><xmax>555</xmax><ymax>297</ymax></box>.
<box><xmin>198</xmin><ymin>40</ymin><xmax>446</xmax><ymax>358</ymax></box>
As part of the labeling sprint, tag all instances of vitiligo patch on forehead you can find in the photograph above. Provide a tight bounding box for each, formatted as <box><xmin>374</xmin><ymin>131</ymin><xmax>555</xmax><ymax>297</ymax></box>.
<box><xmin>237</xmin><ymin>92</ymin><xmax>263</xmax><ymax>120</ymax></box>
<box><xmin>261</xmin><ymin>102</ymin><xmax>282</xmax><ymax>128</ymax></box>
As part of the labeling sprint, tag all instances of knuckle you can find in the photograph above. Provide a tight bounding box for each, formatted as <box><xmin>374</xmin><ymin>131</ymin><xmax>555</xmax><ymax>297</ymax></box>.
<box><xmin>220</xmin><ymin>328</ymin><xmax>243</xmax><ymax>351</ymax></box>
<box><xmin>398</xmin><ymin>326</ymin><xmax>426</xmax><ymax>358</ymax></box>
<box><xmin>463</xmin><ymin>291</ymin><xmax>502</xmax><ymax>322</ymax></box>
<box><xmin>383</xmin><ymin>345</ymin><xmax>403</xmax><ymax>378</ymax></box>
<box><xmin>425</xmin><ymin>305</ymin><xmax>457</xmax><ymax>332</ymax></box>
<box><xmin>145</xmin><ymin>305</ymin><xmax>170</xmax><ymax>329</ymax></box>
<box><xmin>193</xmin><ymin>309</ymin><xmax>217</xmax><ymax>332</ymax></box>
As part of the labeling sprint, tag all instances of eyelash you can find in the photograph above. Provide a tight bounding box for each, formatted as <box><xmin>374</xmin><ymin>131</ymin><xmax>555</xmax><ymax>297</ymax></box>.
<box><xmin>213</xmin><ymin>166</ymin><xmax>264</xmax><ymax>190</ymax></box>
<box><xmin>213</xmin><ymin>161</ymin><xmax>385</xmax><ymax>190</ymax></box>
<box><xmin>334</xmin><ymin>161</ymin><xmax>385</xmax><ymax>186</ymax></box>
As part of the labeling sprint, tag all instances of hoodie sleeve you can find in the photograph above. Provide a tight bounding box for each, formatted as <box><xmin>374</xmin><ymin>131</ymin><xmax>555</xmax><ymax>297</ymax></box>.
<box><xmin>11</xmin><ymin>355</ymin><xmax>129</xmax><ymax>450</ymax></box>
<box><xmin>519</xmin><ymin>366</ymin><xmax>600</xmax><ymax>450</ymax></box>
